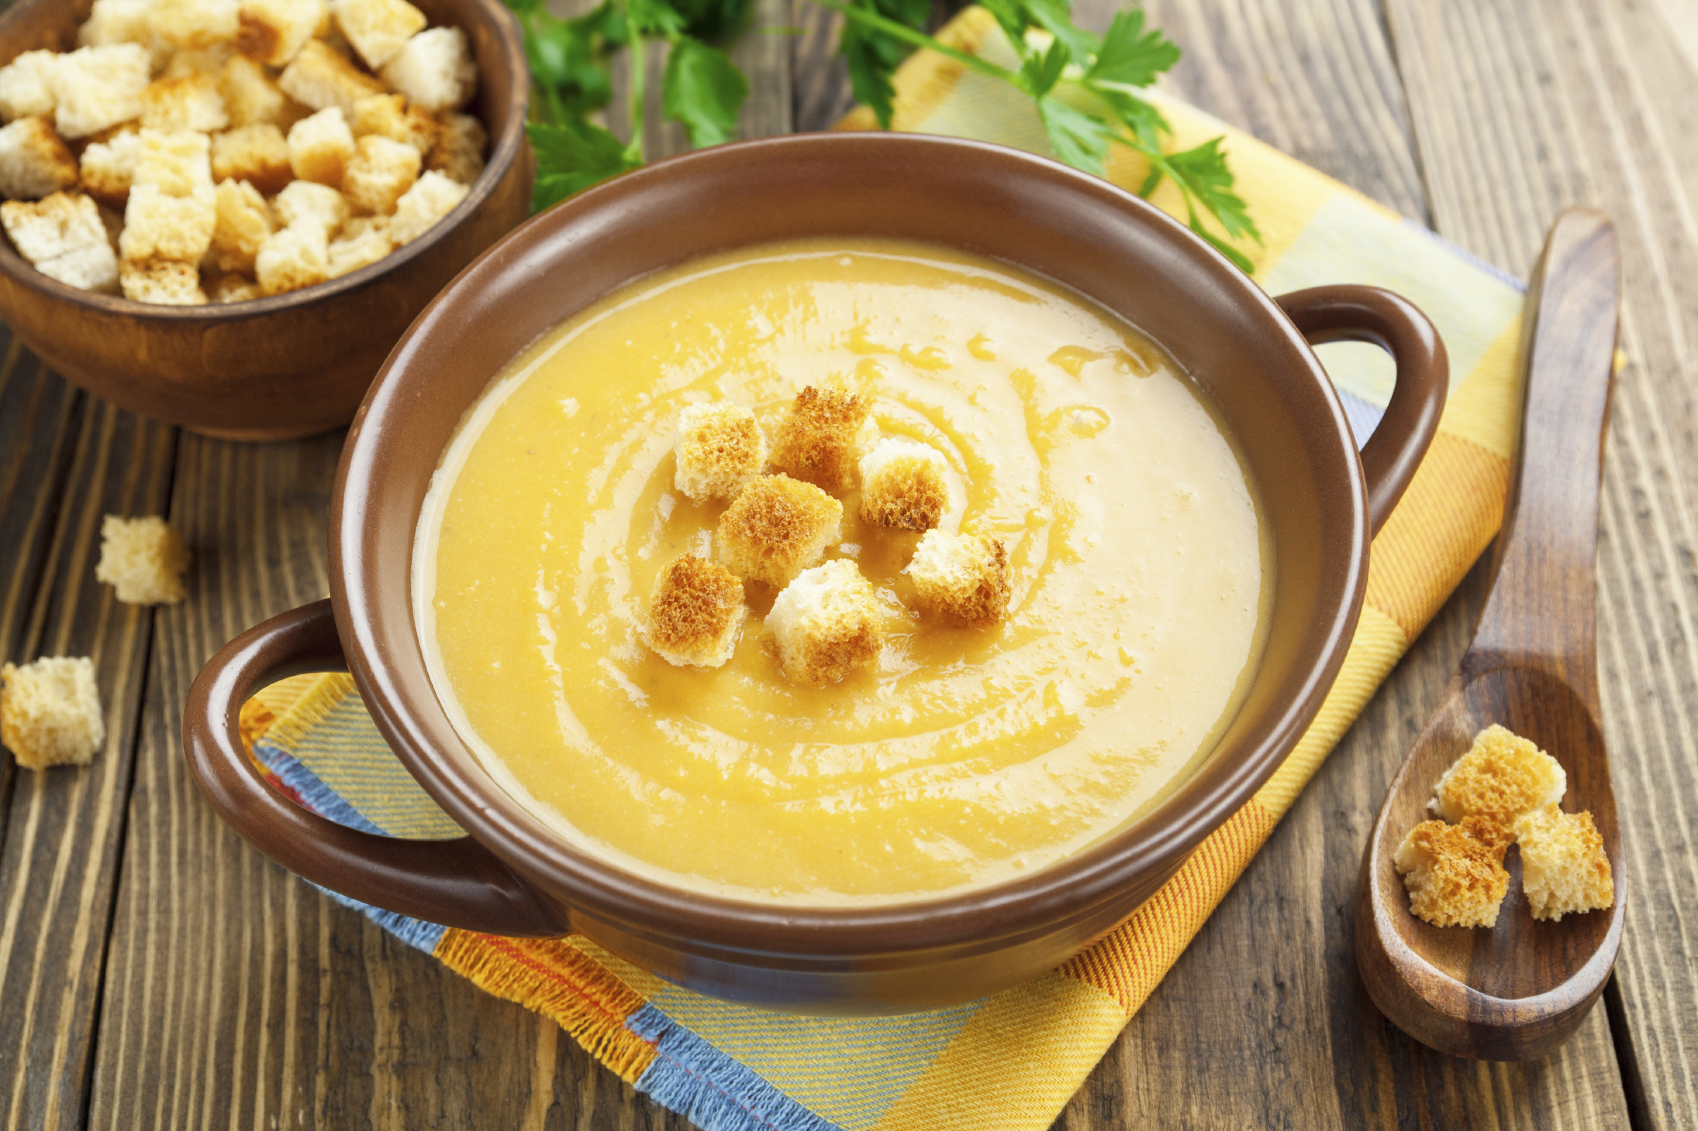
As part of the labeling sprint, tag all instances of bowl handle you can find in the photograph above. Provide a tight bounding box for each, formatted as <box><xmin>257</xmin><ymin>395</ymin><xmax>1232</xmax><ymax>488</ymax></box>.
<box><xmin>1276</xmin><ymin>286</ymin><xmax>1449</xmax><ymax>536</ymax></box>
<box><xmin>184</xmin><ymin>598</ymin><xmax>569</xmax><ymax>938</ymax></box>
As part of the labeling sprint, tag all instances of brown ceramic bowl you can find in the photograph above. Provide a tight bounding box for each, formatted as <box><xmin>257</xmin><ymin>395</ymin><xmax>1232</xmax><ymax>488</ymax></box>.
<box><xmin>0</xmin><ymin>0</ymin><xmax>531</xmax><ymax>441</ymax></box>
<box><xmin>185</xmin><ymin>134</ymin><xmax>1448</xmax><ymax>1012</ymax></box>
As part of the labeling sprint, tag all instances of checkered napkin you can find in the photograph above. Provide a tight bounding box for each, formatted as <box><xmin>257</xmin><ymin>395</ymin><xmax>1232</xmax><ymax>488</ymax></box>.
<box><xmin>237</xmin><ymin>11</ymin><xmax>1528</xmax><ymax>1128</ymax></box>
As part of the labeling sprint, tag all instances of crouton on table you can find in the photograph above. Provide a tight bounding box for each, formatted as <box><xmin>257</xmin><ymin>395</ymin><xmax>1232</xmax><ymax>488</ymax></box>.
<box><xmin>1</xmin><ymin>656</ymin><xmax>104</xmax><ymax>770</ymax></box>
<box><xmin>96</xmin><ymin>515</ymin><xmax>191</xmax><ymax>605</ymax></box>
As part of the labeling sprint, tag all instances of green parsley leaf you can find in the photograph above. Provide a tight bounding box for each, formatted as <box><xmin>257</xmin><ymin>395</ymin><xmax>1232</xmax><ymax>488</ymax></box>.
<box><xmin>667</xmin><ymin>0</ymin><xmax>755</xmax><ymax>41</ymax></box>
<box><xmin>524</xmin><ymin>11</ymin><xmax>615</xmax><ymax>118</ymax></box>
<box><xmin>627</xmin><ymin>0</ymin><xmax>686</xmax><ymax>37</ymax></box>
<box><xmin>976</xmin><ymin>0</ymin><xmax>1031</xmax><ymax>54</ymax></box>
<box><xmin>1037</xmin><ymin>97</ymin><xmax>1114</xmax><ymax>174</ymax></box>
<box><xmin>528</xmin><ymin>119</ymin><xmax>642</xmax><ymax>211</ymax></box>
<box><xmin>838</xmin><ymin>0</ymin><xmax>930</xmax><ymax>128</ymax></box>
<box><xmin>1192</xmin><ymin>224</ymin><xmax>1255</xmax><ymax>273</ymax></box>
<box><xmin>1164</xmin><ymin>135</ymin><xmax>1260</xmax><ymax>242</ymax></box>
<box><xmin>1020</xmin><ymin>37</ymin><xmax>1069</xmax><ymax>96</ymax></box>
<box><xmin>1093</xmin><ymin>85</ymin><xmax>1166</xmax><ymax>149</ymax></box>
<box><xmin>663</xmin><ymin>35</ymin><xmax>748</xmax><ymax>147</ymax></box>
<box><xmin>1021</xmin><ymin>0</ymin><xmax>1098</xmax><ymax>66</ymax></box>
<box><xmin>1085</xmin><ymin>9</ymin><xmax>1179</xmax><ymax>87</ymax></box>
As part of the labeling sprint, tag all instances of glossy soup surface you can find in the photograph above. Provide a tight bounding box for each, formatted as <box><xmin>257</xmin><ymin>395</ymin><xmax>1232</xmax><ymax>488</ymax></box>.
<box><xmin>415</xmin><ymin>239</ymin><xmax>1270</xmax><ymax>905</ymax></box>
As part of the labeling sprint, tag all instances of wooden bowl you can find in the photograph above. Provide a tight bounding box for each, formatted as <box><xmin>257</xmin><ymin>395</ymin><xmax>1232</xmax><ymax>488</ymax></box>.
<box><xmin>0</xmin><ymin>0</ymin><xmax>532</xmax><ymax>441</ymax></box>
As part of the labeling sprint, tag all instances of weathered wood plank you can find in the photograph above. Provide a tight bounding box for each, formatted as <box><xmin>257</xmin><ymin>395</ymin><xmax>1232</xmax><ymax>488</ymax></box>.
<box><xmin>1384</xmin><ymin>1</ymin><xmax>1698</xmax><ymax>1126</ymax></box>
<box><xmin>0</xmin><ymin>378</ymin><xmax>176</xmax><ymax>1131</ymax></box>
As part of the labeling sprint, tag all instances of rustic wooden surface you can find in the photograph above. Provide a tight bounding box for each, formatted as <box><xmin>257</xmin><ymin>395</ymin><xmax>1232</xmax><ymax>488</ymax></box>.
<box><xmin>0</xmin><ymin>1</ymin><xmax>1694</xmax><ymax>1128</ymax></box>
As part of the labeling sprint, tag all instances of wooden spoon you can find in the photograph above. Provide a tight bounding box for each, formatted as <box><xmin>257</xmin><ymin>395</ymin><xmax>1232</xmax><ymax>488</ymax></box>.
<box><xmin>1354</xmin><ymin>208</ymin><xmax>1623</xmax><ymax>1062</ymax></box>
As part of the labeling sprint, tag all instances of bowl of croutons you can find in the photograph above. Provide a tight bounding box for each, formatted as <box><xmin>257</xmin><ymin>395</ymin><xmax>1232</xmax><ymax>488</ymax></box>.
<box><xmin>0</xmin><ymin>0</ymin><xmax>531</xmax><ymax>440</ymax></box>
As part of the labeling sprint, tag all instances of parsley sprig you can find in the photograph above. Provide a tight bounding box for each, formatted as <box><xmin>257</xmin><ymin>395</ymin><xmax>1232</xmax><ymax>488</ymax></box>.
<box><xmin>508</xmin><ymin>0</ymin><xmax>1261</xmax><ymax>272</ymax></box>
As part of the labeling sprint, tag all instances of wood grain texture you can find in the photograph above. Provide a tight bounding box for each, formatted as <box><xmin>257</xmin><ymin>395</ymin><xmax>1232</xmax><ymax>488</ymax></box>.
<box><xmin>1384</xmin><ymin>0</ymin><xmax>1698</xmax><ymax>1124</ymax></box>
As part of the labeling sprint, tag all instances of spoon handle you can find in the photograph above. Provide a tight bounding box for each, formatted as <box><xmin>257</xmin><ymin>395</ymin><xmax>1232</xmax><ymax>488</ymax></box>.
<box><xmin>1464</xmin><ymin>209</ymin><xmax>1619</xmax><ymax>705</ymax></box>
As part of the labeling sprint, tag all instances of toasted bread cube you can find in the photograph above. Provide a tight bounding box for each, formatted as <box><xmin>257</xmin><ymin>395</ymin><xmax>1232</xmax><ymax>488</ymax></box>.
<box><xmin>210</xmin><ymin>177</ymin><xmax>273</xmax><ymax>272</ymax></box>
<box><xmin>386</xmin><ymin>168</ymin><xmax>463</xmax><ymax>244</ymax></box>
<box><xmin>350</xmin><ymin>92</ymin><xmax>436</xmax><ymax>155</ymax></box>
<box><xmin>210</xmin><ymin>123</ymin><xmax>291</xmax><ymax>193</ymax></box>
<box><xmin>426</xmin><ymin>110</ymin><xmax>483</xmax><ymax>184</ymax></box>
<box><xmin>768</xmin><ymin>385</ymin><xmax>876</xmax><ymax>492</ymax></box>
<box><xmin>643</xmin><ymin>554</ymin><xmax>746</xmax><ymax>669</ymax></box>
<box><xmin>236</xmin><ymin>0</ymin><xmax>327</xmax><ymax>65</ymax></box>
<box><xmin>1</xmin><ymin>192</ymin><xmax>119</xmax><ymax>292</ymax></box>
<box><xmin>1</xmin><ymin>657</ymin><xmax>103</xmax><ymax>770</ymax></box>
<box><xmin>120</xmin><ymin>256</ymin><xmax>207</xmax><ymax>303</ymax></box>
<box><xmin>120</xmin><ymin>182</ymin><xmax>216</xmax><ymax>262</ymax></box>
<box><xmin>272</xmin><ymin>177</ymin><xmax>347</xmax><ymax>231</ymax></box>
<box><xmin>96</xmin><ymin>514</ymin><xmax>190</xmax><ymax>604</ymax></box>
<box><xmin>768</xmin><ymin>559</ymin><xmax>883</xmax><ymax>687</ymax></box>
<box><xmin>379</xmin><ymin>26</ymin><xmax>476</xmax><ymax>112</ymax></box>
<box><xmin>859</xmin><ymin>437</ymin><xmax>948</xmax><ymax>531</ymax></box>
<box><xmin>341</xmin><ymin>133</ymin><xmax>417</xmax><ymax>214</ymax></box>
<box><xmin>278</xmin><ymin>39</ymin><xmax>385</xmax><ymax>117</ymax></box>
<box><xmin>149</xmin><ymin>0</ymin><xmax>240</xmax><ymax>48</ymax></box>
<box><xmin>77</xmin><ymin>0</ymin><xmax>155</xmax><ymax>49</ymax></box>
<box><xmin>907</xmin><ymin>529</ymin><xmax>1011</xmax><ymax>627</ymax></box>
<box><xmin>133</xmin><ymin>128</ymin><xmax>213</xmax><ymax>197</ymax></box>
<box><xmin>220</xmin><ymin>56</ymin><xmax>292</xmax><ymax>127</ymax></box>
<box><xmin>325</xmin><ymin>217</ymin><xmax>389</xmax><ymax>276</ymax></box>
<box><xmin>140</xmin><ymin>73</ymin><xmax>230</xmax><ymax>132</ymax></box>
<box><xmin>207</xmin><ymin>271</ymin><xmax>261</xmax><ymax>301</ymax></box>
<box><xmin>1431</xmin><ymin>724</ymin><xmax>1567</xmax><ymax>844</ymax></box>
<box><xmin>715</xmin><ymin>474</ymin><xmax>842</xmax><ymax>588</ymax></box>
<box><xmin>0</xmin><ymin>51</ymin><xmax>60</xmax><ymax>123</ymax></box>
<box><xmin>254</xmin><ymin>216</ymin><xmax>328</xmax><ymax>293</ymax></box>
<box><xmin>673</xmin><ymin>402</ymin><xmax>766</xmax><ymax>502</ymax></box>
<box><xmin>1513</xmin><ymin>806</ymin><xmax>1614</xmax><ymax>921</ymax></box>
<box><xmin>164</xmin><ymin>44</ymin><xmax>238</xmax><ymax>77</ymax></box>
<box><xmin>80</xmin><ymin>128</ymin><xmax>144</xmax><ymax>208</ymax></box>
<box><xmin>332</xmin><ymin>0</ymin><xmax>426</xmax><ymax>69</ymax></box>
<box><xmin>0</xmin><ymin>117</ymin><xmax>79</xmax><ymax>200</ymax></box>
<box><xmin>286</xmin><ymin>104</ymin><xmax>354</xmax><ymax>184</ymax></box>
<box><xmin>1393</xmin><ymin>817</ymin><xmax>1510</xmax><ymax>929</ymax></box>
<box><xmin>51</xmin><ymin>45</ymin><xmax>150</xmax><ymax>140</ymax></box>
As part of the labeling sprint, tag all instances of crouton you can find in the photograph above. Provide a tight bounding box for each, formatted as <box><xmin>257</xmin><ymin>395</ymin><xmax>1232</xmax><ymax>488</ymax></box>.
<box><xmin>119</xmin><ymin>257</ymin><xmax>207</xmax><ymax>303</ymax></box>
<box><xmin>907</xmin><ymin>529</ymin><xmax>1010</xmax><ymax>627</ymax></box>
<box><xmin>768</xmin><ymin>385</ymin><xmax>877</xmax><ymax>492</ymax></box>
<box><xmin>425</xmin><ymin>110</ymin><xmax>483</xmax><ymax>184</ymax></box>
<box><xmin>95</xmin><ymin>514</ymin><xmax>190</xmax><ymax>604</ymax></box>
<box><xmin>77</xmin><ymin>0</ymin><xmax>156</xmax><ymax>50</ymax></box>
<box><xmin>0</xmin><ymin>51</ymin><xmax>59</xmax><ymax>123</ymax></box>
<box><xmin>210</xmin><ymin>177</ymin><xmax>272</xmax><ymax>273</ymax></box>
<box><xmin>379</xmin><ymin>26</ymin><xmax>476</xmax><ymax>112</ymax></box>
<box><xmin>767</xmin><ymin>559</ymin><xmax>883</xmax><ymax>687</ymax></box>
<box><xmin>386</xmin><ymin>167</ymin><xmax>463</xmax><ymax>244</ymax></box>
<box><xmin>0</xmin><ymin>117</ymin><xmax>79</xmax><ymax>200</ymax></box>
<box><xmin>207</xmin><ymin>271</ymin><xmax>261</xmax><ymax>302</ymax></box>
<box><xmin>120</xmin><ymin>182</ymin><xmax>216</xmax><ymax>263</ymax></box>
<box><xmin>0</xmin><ymin>192</ymin><xmax>119</xmax><ymax>292</ymax></box>
<box><xmin>325</xmin><ymin>217</ymin><xmax>389</xmax><ymax>276</ymax></box>
<box><xmin>1513</xmin><ymin>806</ymin><xmax>1614</xmax><ymax>921</ymax></box>
<box><xmin>132</xmin><ymin>128</ymin><xmax>214</xmax><ymax>197</ymax></box>
<box><xmin>1393</xmin><ymin>817</ymin><xmax>1511</xmax><ymax>929</ymax></box>
<box><xmin>254</xmin><ymin>217</ymin><xmax>328</xmax><ymax>293</ymax></box>
<box><xmin>149</xmin><ymin>0</ymin><xmax>241</xmax><ymax>49</ymax></box>
<box><xmin>79</xmin><ymin>127</ymin><xmax>143</xmax><ymax>208</ymax></box>
<box><xmin>236</xmin><ymin>0</ymin><xmax>327</xmax><ymax>65</ymax></box>
<box><xmin>139</xmin><ymin>74</ymin><xmax>230</xmax><ymax>133</ymax></box>
<box><xmin>278</xmin><ymin>40</ymin><xmax>385</xmax><ymax>117</ymax></box>
<box><xmin>859</xmin><ymin>437</ymin><xmax>948</xmax><ymax>531</ymax></box>
<box><xmin>341</xmin><ymin>133</ymin><xmax>417</xmax><ymax>213</ymax></box>
<box><xmin>673</xmin><ymin>402</ymin><xmax>766</xmax><ymax>502</ymax></box>
<box><xmin>164</xmin><ymin>44</ymin><xmax>238</xmax><ymax>77</ymax></box>
<box><xmin>220</xmin><ymin>56</ymin><xmax>294</xmax><ymax>127</ymax></box>
<box><xmin>0</xmin><ymin>657</ymin><xmax>104</xmax><ymax>770</ymax></box>
<box><xmin>272</xmin><ymin>177</ymin><xmax>347</xmax><ymax>231</ymax></box>
<box><xmin>715</xmin><ymin>474</ymin><xmax>842</xmax><ymax>588</ymax></box>
<box><xmin>210</xmin><ymin>123</ymin><xmax>291</xmax><ymax>193</ymax></box>
<box><xmin>350</xmin><ymin>92</ymin><xmax>436</xmax><ymax>155</ymax></box>
<box><xmin>1431</xmin><ymin>724</ymin><xmax>1567</xmax><ymax>844</ymax></box>
<box><xmin>333</xmin><ymin>0</ymin><xmax>427</xmax><ymax>69</ymax></box>
<box><xmin>643</xmin><ymin>554</ymin><xmax>746</xmax><ymax>669</ymax></box>
<box><xmin>50</xmin><ymin>44</ymin><xmax>150</xmax><ymax>140</ymax></box>
<box><xmin>286</xmin><ymin>104</ymin><xmax>354</xmax><ymax>184</ymax></box>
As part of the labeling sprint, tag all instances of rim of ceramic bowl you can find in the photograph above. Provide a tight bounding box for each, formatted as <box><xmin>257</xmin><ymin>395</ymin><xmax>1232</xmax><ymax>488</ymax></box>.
<box><xmin>0</xmin><ymin>0</ymin><xmax>528</xmax><ymax>318</ymax></box>
<box><xmin>334</xmin><ymin>132</ymin><xmax>1369</xmax><ymax>958</ymax></box>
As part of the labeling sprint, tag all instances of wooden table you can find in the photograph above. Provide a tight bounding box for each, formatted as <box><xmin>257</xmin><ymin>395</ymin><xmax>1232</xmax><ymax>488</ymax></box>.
<box><xmin>3</xmin><ymin>1</ymin><xmax>1695</xmax><ymax>1127</ymax></box>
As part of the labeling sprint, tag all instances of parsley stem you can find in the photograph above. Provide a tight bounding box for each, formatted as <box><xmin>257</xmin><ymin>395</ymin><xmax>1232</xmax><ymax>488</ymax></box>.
<box><xmin>625</xmin><ymin>29</ymin><xmax>647</xmax><ymax>163</ymax></box>
<box><xmin>805</xmin><ymin>0</ymin><xmax>1026</xmax><ymax>90</ymax></box>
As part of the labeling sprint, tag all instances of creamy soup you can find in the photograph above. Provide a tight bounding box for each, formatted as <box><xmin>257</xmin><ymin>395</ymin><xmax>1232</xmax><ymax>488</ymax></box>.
<box><xmin>415</xmin><ymin>239</ymin><xmax>1271</xmax><ymax>905</ymax></box>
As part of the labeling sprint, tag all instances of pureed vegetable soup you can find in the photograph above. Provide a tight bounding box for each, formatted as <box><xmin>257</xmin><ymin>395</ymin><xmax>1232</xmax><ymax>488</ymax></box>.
<box><xmin>414</xmin><ymin>239</ymin><xmax>1271</xmax><ymax>905</ymax></box>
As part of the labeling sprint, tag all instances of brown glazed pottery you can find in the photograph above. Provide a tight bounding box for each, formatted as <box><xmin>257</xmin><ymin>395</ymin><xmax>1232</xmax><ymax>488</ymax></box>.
<box><xmin>0</xmin><ymin>0</ymin><xmax>531</xmax><ymax>441</ymax></box>
<box><xmin>186</xmin><ymin>134</ymin><xmax>1449</xmax><ymax>1013</ymax></box>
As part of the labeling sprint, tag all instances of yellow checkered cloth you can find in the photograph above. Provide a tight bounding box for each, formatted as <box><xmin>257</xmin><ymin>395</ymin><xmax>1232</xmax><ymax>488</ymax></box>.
<box><xmin>241</xmin><ymin>11</ymin><xmax>1527</xmax><ymax>1128</ymax></box>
